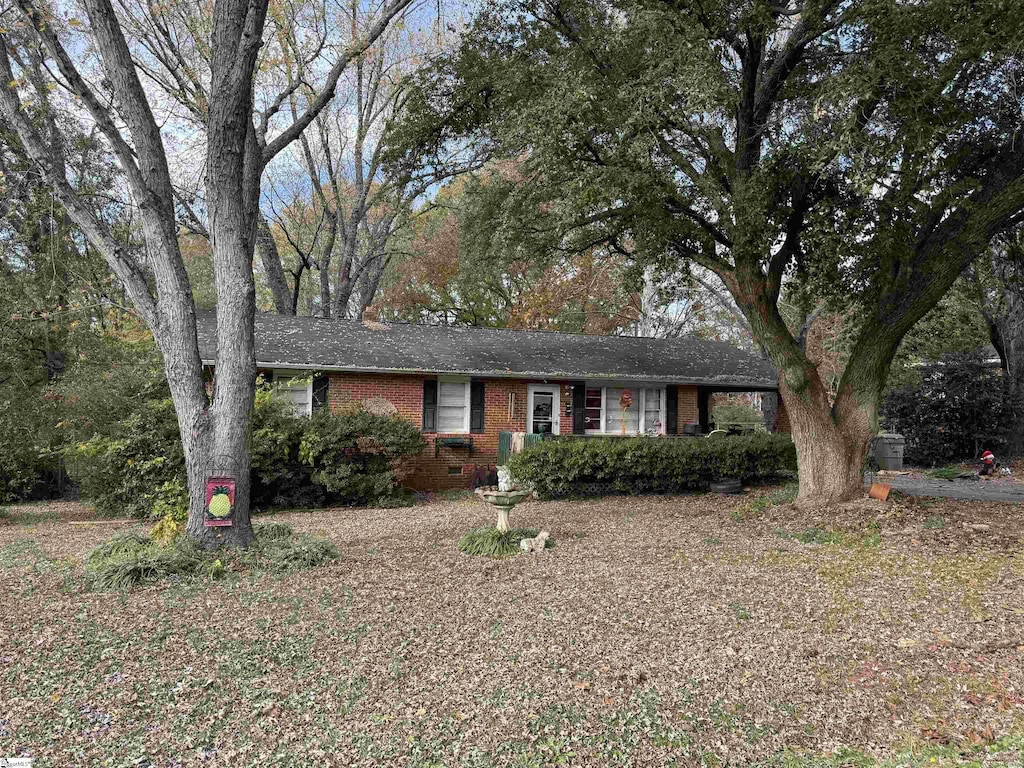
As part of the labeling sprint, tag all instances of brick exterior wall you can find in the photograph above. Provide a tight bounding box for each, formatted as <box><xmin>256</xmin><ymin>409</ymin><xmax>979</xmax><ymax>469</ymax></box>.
<box><xmin>325</xmin><ymin>373</ymin><xmax>785</xmax><ymax>489</ymax></box>
<box><xmin>327</xmin><ymin>372</ymin><xmax>531</xmax><ymax>490</ymax></box>
<box><xmin>677</xmin><ymin>385</ymin><xmax>699</xmax><ymax>432</ymax></box>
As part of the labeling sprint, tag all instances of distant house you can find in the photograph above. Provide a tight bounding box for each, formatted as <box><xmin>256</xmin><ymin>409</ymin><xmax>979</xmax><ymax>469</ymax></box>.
<box><xmin>197</xmin><ymin>313</ymin><xmax>786</xmax><ymax>488</ymax></box>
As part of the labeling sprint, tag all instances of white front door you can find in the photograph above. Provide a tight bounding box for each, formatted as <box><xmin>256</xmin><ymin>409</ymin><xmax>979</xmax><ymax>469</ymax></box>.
<box><xmin>527</xmin><ymin>385</ymin><xmax>561</xmax><ymax>435</ymax></box>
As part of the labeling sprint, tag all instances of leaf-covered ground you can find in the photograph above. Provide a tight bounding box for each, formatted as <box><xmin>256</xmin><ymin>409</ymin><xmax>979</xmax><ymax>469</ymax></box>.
<box><xmin>1</xmin><ymin>490</ymin><xmax>1023</xmax><ymax>767</ymax></box>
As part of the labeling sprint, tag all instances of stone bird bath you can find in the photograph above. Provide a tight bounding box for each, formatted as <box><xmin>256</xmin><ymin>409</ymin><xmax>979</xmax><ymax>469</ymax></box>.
<box><xmin>474</xmin><ymin>487</ymin><xmax>533</xmax><ymax>532</ymax></box>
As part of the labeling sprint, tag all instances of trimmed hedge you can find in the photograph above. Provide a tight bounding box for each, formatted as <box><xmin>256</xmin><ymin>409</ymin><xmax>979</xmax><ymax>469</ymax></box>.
<box><xmin>506</xmin><ymin>433</ymin><xmax>796</xmax><ymax>499</ymax></box>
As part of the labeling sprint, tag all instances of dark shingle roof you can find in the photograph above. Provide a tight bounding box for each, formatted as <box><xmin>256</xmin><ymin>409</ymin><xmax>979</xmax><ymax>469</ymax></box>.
<box><xmin>196</xmin><ymin>312</ymin><xmax>778</xmax><ymax>389</ymax></box>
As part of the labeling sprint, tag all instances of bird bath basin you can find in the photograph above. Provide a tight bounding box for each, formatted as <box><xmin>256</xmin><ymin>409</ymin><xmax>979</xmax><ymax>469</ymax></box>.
<box><xmin>474</xmin><ymin>486</ymin><xmax>533</xmax><ymax>532</ymax></box>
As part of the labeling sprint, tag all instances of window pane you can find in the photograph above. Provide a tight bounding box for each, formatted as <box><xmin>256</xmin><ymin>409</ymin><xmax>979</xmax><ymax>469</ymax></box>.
<box><xmin>437</xmin><ymin>405</ymin><xmax>465</xmax><ymax>432</ymax></box>
<box><xmin>584</xmin><ymin>388</ymin><xmax>602</xmax><ymax>431</ymax></box>
<box><xmin>531</xmin><ymin>391</ymin><xmax>555</xmax><ymax>434</ymax></box>
<box><xmin>606</xmin><ymin>387</ymin><xmax>639</xmax><ymax>433</ymax></box>
<box><xmin>276</xmin><ymin>376</ymin><xmax>310</xmax><ymax>416</ymax></box>
<box><xmin>644</xmin><ymin>388</ymin><xmax>662</xmax><ymax>434</ymax></box>
<box><xmin>439</xmin><ymin>381</ymin><xmax>467</xmax><ymax>406</ymax></box>
<box><xmin>436</xmin><ymin>381</ymin><xmax>467</xmax><ymax>431</ymax></box>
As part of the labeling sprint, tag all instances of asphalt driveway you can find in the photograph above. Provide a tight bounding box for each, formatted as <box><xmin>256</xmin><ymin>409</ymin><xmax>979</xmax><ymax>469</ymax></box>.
<box><xmin>866</xmin><ymin>472</ymin><xmax>1024</xmax><ymax>502</ymax></box>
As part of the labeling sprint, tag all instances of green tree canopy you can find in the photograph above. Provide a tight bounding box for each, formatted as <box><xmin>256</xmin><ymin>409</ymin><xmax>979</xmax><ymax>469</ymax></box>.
<box><xmin>389</xmin><ymin>0</ymin><xmax>1024</xmax><ymax>503</ymax></box>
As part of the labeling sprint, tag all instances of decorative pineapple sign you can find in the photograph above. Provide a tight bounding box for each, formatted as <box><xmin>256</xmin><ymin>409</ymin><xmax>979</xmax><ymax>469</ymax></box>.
<box><xmin>204</xmin><ymin>476</ymin><xmax>235</xmax><ymax>527</ymax></box>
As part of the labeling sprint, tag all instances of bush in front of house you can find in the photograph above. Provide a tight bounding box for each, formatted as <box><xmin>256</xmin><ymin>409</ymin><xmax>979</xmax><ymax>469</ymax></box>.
<box><xmin>298</xmin><ymin>409</ymin><xmax>427</xmax><ymax>505</ymax></box>
<box><xmin>506</xmin><ymin>433</ymin><xmax>797</xmax><ymax>499</ymax></box>
<box><xmin>68</xmin><ymin>398</ymin><xmax>187</xmax><ymax>518</ymax></box>
<box><xmin>249</xmin><ymin>385</ymin><xmax>324</xmax><ymax>510</ymax></box>
<box><xmin>67</xmin><ymin>383</ymin><xmax>425</xmax><ymax>517</ymax></box>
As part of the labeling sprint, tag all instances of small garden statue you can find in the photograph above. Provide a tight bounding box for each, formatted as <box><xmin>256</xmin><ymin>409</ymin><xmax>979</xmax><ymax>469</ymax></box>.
<box><xmin>497</xmin><ymin>465</ymin><xmax>514</xmax><ymax>491</ymax></box>
<box><xmin>519</xmin><ymin>530</ymin><xmax>550</xmax><ymax>553</ymax></box>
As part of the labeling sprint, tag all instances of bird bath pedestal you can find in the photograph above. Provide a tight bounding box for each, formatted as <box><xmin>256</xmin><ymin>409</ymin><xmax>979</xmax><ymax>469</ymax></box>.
<box><xmin>474</xmin><ymin>487</ymin><xmax>533</xmax><ymax>532</ymax></box>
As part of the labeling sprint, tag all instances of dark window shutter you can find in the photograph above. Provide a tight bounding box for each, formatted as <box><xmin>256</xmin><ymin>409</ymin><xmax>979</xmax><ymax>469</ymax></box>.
<box><xmin>470</xmin><ymin>380</ymin><xmax>485</xmax><ymax>433</ymax></box>
<box><xmin>572</xmin><ymin>382</ymin><xmax>586</xmax><ymax>434</ymax></box>
<box><xmin>665</xmin><ymin>386</ymin><xmax>678</xmax><ymax>435</ymax></box>
<box><xmin>262</xmin><ymin>370</ymin><xmax>274</xmax><ymax>384</ymax></box>
<box><xmin>422</xmin><ymin>379</ymin><xmax>438</xmax><ymax>432</ymax></box>
<box><xmin>312</xmin><ymin>374</ymin><xmax>329</xmax><ymax>411</ymax></box>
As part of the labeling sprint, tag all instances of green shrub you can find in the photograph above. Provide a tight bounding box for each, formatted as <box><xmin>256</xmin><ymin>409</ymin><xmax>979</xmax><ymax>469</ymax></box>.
<box><xmin>0</xmin><ymin>392</ymin><xmax>60</xmax><ymax>501</ymax></box>
<box><xmin>299</xmin><ymin>410</ymin><xmax>426</xmax><ymax>505</ymax></box>
<box><xmin>712</xmin><ymin>402</ymin><xmax>764</xmax><ymax>427</ymax></box>
<box><xmin>458</xmin><ymin>527</ymin><xmax>551</xmax><ymax>556</ymax></box>
<box><xmin>65</xmin><ymin>373</ymin><xmax>425</xmax><ymax>517</ymax></box>
<box><xmin>67</xmin><ymin>398</ymin><xmax>185</xmax><ymax>518</ymax></box>
<box><xmin>882</xmin><ymin>353</ymin><xmax>1009</xmax><ymax>466</ymax></box>
<box><xmin>249</xmin><ymin>386</ymin><xmax>323</xmax><ymax>510</ymax></box>
<box><xmin>506</xmin><ymin>433</ymin><xmax>796</xmax><ymax>499</ymax></box>
<box><xmin>256</xmin><ymin>521</ymin><xmax>295</xmax><ymax>540</ymax></box>
<box><xmin>87</xmin><ymin>532</ymin><xmax>152</xmax><ymax>562</ymax></box>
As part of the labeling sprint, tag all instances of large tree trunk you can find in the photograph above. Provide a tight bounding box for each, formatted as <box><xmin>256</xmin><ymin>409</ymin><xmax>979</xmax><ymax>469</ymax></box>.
<box><xmin>779</xmin><ymin>374</ymin><xmax>874</xmax><ymax>505</ymax></box>
<box><xmin>184</xmin><ymin>2</ymin><xmax>268</xmax><ymax>549</ymax></box>
<box><xmin>986</xmin><ymin>315</ymin><xmax>1024</xmax><ymax>457</ymax></box>
<box><xmin>730</xmin><ymin>272</ymin><xmax>878</xmax><ymax>507</ymax></box>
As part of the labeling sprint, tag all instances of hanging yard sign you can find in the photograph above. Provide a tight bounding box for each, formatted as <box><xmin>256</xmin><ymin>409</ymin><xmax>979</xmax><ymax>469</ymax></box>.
<box><xmin>204</xmin><ymin>476</ymin><xmax>235</xmax><ymax>527</ymax></box>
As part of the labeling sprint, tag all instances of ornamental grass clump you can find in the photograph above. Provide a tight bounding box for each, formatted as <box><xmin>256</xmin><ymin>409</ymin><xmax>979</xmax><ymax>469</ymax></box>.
<box><xmin>85</xmin><ymin>533</ymin><xmax>205</xmax><ymax>590</ymax></box>
<box><xmin>85</xmin><ymin>522</ymin><xmax>338</xmax><ymax>589</ymax></box>
<box><xmin>458</xmin><ymin>526</ymin><xmax>554</xmax><ymax>557</ymax></box>
<box><xmin>240</xmin><ymin>525</ymin><xmax>339</xmax><ymax>572</ymax></box>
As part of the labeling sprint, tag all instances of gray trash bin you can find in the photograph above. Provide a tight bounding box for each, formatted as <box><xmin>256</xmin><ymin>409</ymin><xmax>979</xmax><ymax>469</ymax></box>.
<box><xmin>873</xmin><ymin>433</ymin><xmax>905</xmax><ymax>470</ymax></box>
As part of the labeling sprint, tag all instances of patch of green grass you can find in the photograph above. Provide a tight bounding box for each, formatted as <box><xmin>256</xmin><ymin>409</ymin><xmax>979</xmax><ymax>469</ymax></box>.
<box><xmin>0</xmin><ymin>537</ymin><xmax>48</xmax><ymax>568</ymax></box>
<box><xmin>797</xmin><ymin>528</ymin><xmax>845</xmax><ymax>545</ymax></box>
<box><xmin>85</xmin><ymin>525</ymin><xmax>339</xmax><ymax>589</ymax></box>
<box><xmin>925</xmin><ymin>467</ymin><xmax>965</xmax><ymax>481</ymax></box>
<box><xmin>457</xmin><ymin>527</ymin><xmax>553</xmax><ymax>557</ymax></box>
<box><xmin>0</xmin><ymin>506</ymin><xmax>61</xmax><ymax>526</ymax></box>
<box><xmin>730</xmin><ymin>602</ymin><xmax>752</xmax><ymax>620</ymax></box>
<box><xmin>923</xmin><ymin>515</ymin><xmax>946</xmax><ymax>530</ymax></box>
<box><xmin>775</xmin><ymin>527</ymin><xmax>845</xmax><ymax>545</ymax></box>
<box><xmin>776</xmin><ymin>736</ymin><xmax>1024</xmax><ymax>767</ymax></box>
<box><xmin>749</xmin><ymin>482</ymin><xmax>799</xmax><ymax>514</ymax></box>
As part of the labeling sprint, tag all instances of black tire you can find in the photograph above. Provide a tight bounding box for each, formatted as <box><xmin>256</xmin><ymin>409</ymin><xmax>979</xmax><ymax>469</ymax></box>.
<box><xmin>710</xmin><ymin>478</ymin><xmax>743</xmax><ymax>494</ymax></box>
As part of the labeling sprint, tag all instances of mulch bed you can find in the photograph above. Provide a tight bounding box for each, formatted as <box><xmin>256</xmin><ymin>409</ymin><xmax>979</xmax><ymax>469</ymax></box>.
<box><xmin>1</xmin><ymin>491</ymin><xmax>1022</xmax><ymax>766</ymax></box>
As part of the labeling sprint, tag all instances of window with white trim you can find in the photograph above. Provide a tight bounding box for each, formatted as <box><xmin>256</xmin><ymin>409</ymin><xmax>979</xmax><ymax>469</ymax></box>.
<box><xmin>584</xmin><ymin>385</ymin><xmax>666</xmax><ymax>435</ymax></box>
<box><xmin>436</xmin><ymin>378</ymin><xmax>471</xmax><ymax>433</ymax></box>
<box><xmin>606</xmin><ymin>387</ymin><xmax>640</xmax><ymax>434</ymax></box>
<box><xmin>643</xmin><ymin>388</ymin><xmax>663</xmax><ymax>435</ymax></box>
<box><xmin>273</xmin><ymin>371</ymin><xmax>313</xmax><ymax>416</ymax></box>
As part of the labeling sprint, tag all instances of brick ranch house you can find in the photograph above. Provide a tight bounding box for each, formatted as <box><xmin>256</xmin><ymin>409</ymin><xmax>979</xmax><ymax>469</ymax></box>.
<box><xmin>197</xmin><ymin>313</ymin><xmax>786</xmax><ymax>489</ymax></box>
